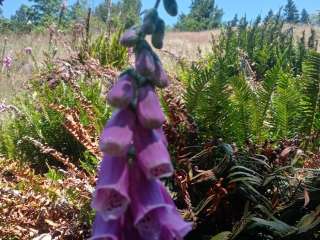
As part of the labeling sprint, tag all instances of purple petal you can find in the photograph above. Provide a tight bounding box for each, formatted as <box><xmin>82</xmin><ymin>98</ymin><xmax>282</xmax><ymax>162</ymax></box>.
<box><xmin>122</xmin><ymin>211</ymin><xmax>142</xmax><ymax>240</ymax></box>
<box><xmin>159</xmin><ymin>185</ymin><xmax>193</xmax><ymax>239</ymax></box>
<box><xmin>129</xmin><ymin>163</ymin><xmax>173</xmax><ymax>226</ymax></box>
<box><xmin>129</xmin><ymin>164</ymin><xmax>191</xmax><ymax>239</ymax></box>
<box><xmin>133</xmin><ymin>190</ymin><xmax>191</xmax><ymax>240</ymax></box>
<box><xmin>120</xmin><ymin>27</ymin><xmax>139</xmax><ymax>47</ymax></box>
<box><xmin>107</xmin><ymin>74</ymin><xmax>135</xmax><ymax>108</ymax></box>
<box><xmin>135</xmin><ymin>49</ymin><xmax>155</xmax><ymax>77</ymax></box>
<box><xmin>150</xmin><ymin>60</ymin><xmax>169</xmax><ymax>88</ymax></box>
<box><xmin>91</xmin><ymin>156</ymin><xmax>130</xmax><ymax>221</ymax></box>
<box><xmin>135</xmin><ymin>125</ymin><xmax>173</xmax><ymax>179</ymax></box>
<box><xmin>90</xmin><ymin>214</ymin><xmax>120</xmax><ymax>240</ymax></box>
<box><xmin>154</xmin><ymin>127</ymin><xmax>168</xmax><ymax>147</ymax></box>
<box><xmin>137</xmin><ymin>85</ymin><xmax>166</xmax><ymax>129</ymax></box>
<box><xmin>99</xmin><ymin>108</ymin><xmax>135</xmax><ymax>156</ymax></box>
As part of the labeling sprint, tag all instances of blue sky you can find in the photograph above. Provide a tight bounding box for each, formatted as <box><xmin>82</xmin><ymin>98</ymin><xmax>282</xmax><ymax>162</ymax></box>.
<box><xmin>2</xmin><ymin>0</ymin><xmax>320</xmax><ymax>24</ymax></box>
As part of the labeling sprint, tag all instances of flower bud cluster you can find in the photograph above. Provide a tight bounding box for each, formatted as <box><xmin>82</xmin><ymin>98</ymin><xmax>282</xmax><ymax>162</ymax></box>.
<box><xmin>90</xmin><ymin>1</ymin><xmax>191</xmax><ymax>239</ymax></box>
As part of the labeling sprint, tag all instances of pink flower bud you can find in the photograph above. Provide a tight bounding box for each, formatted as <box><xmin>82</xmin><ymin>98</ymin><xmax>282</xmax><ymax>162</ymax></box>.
<box><xmin>135</xmin><ymin>49</ymin><xmax>156</xmax><ymax>77</ymax></box>
<box><xmin>99</xmin><ymin>108</ymin><xmax>135</xmax><ymax>156</ymax></box>
<box><xmin>137</xmin><ymin>85</ymin><xmax>166</xmax><ymax>129</ymax></box>
<box><xmin>151</xmin><ymin>60</ymin><xmax>169</xmax><ymax>88</ymax></box>
<box><xmin>120</xmin><ymin>27</ymin><xmax>140</xmax><ymax>47</ymax></box>
<box><xmin>107</xmin><ymin>74</ymin><xmax>135</xmax><ymax>108</ymax></box>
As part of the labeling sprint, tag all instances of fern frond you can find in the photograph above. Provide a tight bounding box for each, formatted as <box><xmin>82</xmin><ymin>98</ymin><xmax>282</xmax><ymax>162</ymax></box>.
<box><xmin>300</xmin><ymin>51</ymin><xmax>320</xmax><ymax>137</ymax></box>
<box><xmin>183</xmin><ymin>61</ymin><xmax>211</xmax><ymax>113</ymax></box>
<box><xmin>271</xmin><ymin>73</ymin><xmax>301</xmax><ymax>139</ymax></box>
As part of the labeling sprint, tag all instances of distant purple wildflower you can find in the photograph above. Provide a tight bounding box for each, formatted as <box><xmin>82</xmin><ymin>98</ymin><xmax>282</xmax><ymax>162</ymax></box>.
<box><xmin>3</xmin><ymin>55</ymin><xmax>12</xmax><ymax>69</ymax></box>
<box><xmin>25</xmin><ymin>47</ymin><xmax>32</xmax><ymax>55</ymax></box>
<box><xmin>0</xmin><ymin>102</ymin><xmax>6</xmax><ymax>113</ymax></box>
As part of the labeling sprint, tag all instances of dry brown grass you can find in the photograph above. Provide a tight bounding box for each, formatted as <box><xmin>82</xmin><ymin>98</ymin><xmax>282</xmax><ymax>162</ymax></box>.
<box><xmin>0</xmin><ymin>31</ymin><xmax>72</xmax><ymax>99</ymax></box>
<box><xmin>0</xmin><ymin>25</ymin><xmax>319</xmax><ymax>100</ymax></box>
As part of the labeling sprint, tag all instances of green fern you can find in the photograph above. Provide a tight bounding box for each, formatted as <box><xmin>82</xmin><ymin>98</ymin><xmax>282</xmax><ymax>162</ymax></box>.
<box><xmin>300</xmin><ymin>51</ymin><xmax>320</xmax><ymax>139</ymax></box>
<box><xmin>271</xmin><ymin>73</ymin><xmax>301</xmax><ymax>139</ymax></box>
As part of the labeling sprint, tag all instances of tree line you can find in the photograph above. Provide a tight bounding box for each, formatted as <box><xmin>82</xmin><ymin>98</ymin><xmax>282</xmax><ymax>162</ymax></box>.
<box><xmin>0</xmin><ymin>0</ymin><xmax>319</xmax><ymax>33</ymax></box>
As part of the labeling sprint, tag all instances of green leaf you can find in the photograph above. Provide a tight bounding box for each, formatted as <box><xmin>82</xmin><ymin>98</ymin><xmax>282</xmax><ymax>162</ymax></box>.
<box><xmin>210</xmin><ymin>231</ymin><xmax>232</xmax><ymax>240</ymax></box>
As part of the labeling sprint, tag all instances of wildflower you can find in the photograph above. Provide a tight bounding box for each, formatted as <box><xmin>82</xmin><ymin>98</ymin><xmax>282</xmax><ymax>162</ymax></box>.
<box><xmin>163</xmin><ymin>0</ymin><xmax>178</xmax><ymax>17</ymax></box>
<box><xmin>135</xmin><ymin>48</ymin><xmax>156</xmax><ymax>77</ymax></box>
<box><xmin>134</xmin><ymin>125</ymin><xmax>173</xmax><ymax>179</ymax></box>
<box><xmin>25</xmin><ymin>47</ymin><xmax>32</xmax><ymax>55</ymax></box>
<box><xmin>130</xmin><ymin>165</ymin><xmax>192</xmax><ymax>239</ymax></box>
<box><xmin>152</xmin><ymin>19</ymin><xmax>165</xmax><ymax>49</ymax></box>
<box><xmin>3</xmin><ymin>55</ymin><xmax>12</xmax><ymax>69</ymax></box>
<box><xmin>0</xmin><ymin>102</ymin><xmax>6</xmax><ymax>113</ymax></box>
<box><xmin>90</xmin><ymin>214</ymin><xmax>120</xmax><ymax>240</ymax></box>
<box><xmin>151</xmin><ymin>60</ymin><xmax>169</xmax><ymax>88</ymax></box>
<box><xmin>99</xmin><ymin>108</ymin><xmax>135</xmax><ymax>156</ymax></box>
<box><xmin>91</xmin><ymin>1</ymin><xmax>191</xmax><ymax>239</ymax></box>
<box><xmin>107</xmin><ymin>73</ymin><xmax>135</xmax><ymax>108</ymax></box>
<box><xmin>91</xmin><ymin>156</ymin><xmax>130</xmax><ymax>221</ymax></box>
<box><xmin>141</xmin><ymin>9</ymin><xmax>158</xmax><ymax>34</ymax></box>
<box><xmin>120</xmin><ymin>27</ymin><xmax>140</xmax><ymax>47</ymax></box>
<box><xmin>155</xmin><ymin>127</ymin><xmax>169</xmax><ymax>147</ymax></box>
<box><xmin>137</xmin><ymin>84</ymin><xmax>166</xmax><ymax>129</ymax></box>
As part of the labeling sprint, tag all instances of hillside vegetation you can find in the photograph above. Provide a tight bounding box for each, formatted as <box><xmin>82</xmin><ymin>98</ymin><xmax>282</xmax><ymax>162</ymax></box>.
<box><xmin>1</xmin><ymin>1</ymin><xmax>320</xmax><ymax>239</ymax></box>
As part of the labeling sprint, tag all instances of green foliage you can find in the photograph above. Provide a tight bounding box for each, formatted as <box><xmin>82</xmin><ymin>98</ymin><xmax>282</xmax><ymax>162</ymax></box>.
<box><xmin>29</xmin><ymin>0</ymin><xmax>62</xmax><ymax>25</ymax></box>
<box><xmin>264</xmin><ymin>10</ymin><xmax>274</xmax><ymax>23</ymax></box>
<box><xmin>94</xmin><ymin>0</ymin><xmax>141</xmax><ymax>29</ymax></box>
<box><xmin>283</xmin><ymin>0</ymin><xmax>299</xmax><ymax>23</ymax></box>
<box><xmin>46</xmin><ymin>165</ymin><xmax>64</xmax><ymax>181</ymax></box>
<box><xmin>0</xmin><ymin>78</ymin><xmax>110</xmax><ymax>170</ymax></box>
<box><xmin>300</xmin><ymin>9</ymin><xmax>310</xmax><ymax>24</ymax></box>
<box><xmin>9</xmin><ymin>4</ymin><xmax>34</xmax><ymax>32</ymax></box>
<box><xmin>181</xmin><ymin>16</ymin><xmax>319</xmax><ymax>148</ymax></box>
<box><xmin>120</xmin><ymin>0</ymin><xmax>142</xmax><ymax>28</ymax></box>
<box><xmin>69</xmin><ymin>0</ymin><xmax>88</xmax><ymax>21</ymax></box>
<box><xmin>300</xmin><ymin>52</ymin><xmax>320</xmax><ymax>138</ymax></box>
<box><xmin>89</xmin><ymin>29</ymin><xmax>129</xmax><ymax>69</ymax></box>
<box><xmin>184</xmin><ymin>136</ymin><xmax>320</xmax><ymax>240</ymax></box>
<box><xmin>175</xmin><ymin>0</ymin><xmax>223</xmax><ymax>31</ymax></box>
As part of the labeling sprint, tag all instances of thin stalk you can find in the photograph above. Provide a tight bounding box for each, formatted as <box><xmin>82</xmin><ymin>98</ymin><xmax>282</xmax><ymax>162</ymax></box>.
<box><xmin>154</xmin><ymin>0</ymin><xmax>161</xmax><ymax>9</ymax></box>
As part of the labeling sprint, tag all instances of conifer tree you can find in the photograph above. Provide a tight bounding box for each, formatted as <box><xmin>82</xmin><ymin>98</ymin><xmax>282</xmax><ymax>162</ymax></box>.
<box><xmin>264</xmin><ymin>9</ymin><xmax>274</xmax><ymax>23</ymax></box>
<box><xmin>230</xmin><ymin>14</ymin><xmax>238</xmax><ymax>27</ymax></box>
<box><xmin>175</xmin><ymin>0</ymin><xmax>223</xmax><ymax>31</ymax></box>
<box><xmin>28</xmin><ymin>0</ymin><xmax>61</xmax><ymax>24</ymax></box>
<box><xmin>283</xmin><ymin>0</ymin><xmax>299</xmax><ymax>23</ymax></box>
<box><xmin>300</xmin><ymin>8</ymin><xmax>310</xmax><ymax>24</ymax></box>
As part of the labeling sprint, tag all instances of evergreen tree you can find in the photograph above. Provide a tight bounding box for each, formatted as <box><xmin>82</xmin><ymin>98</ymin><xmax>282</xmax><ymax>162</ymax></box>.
<box><xmin>175</xmin><ymin>0</ymin><xmax>223</xmax><ymax>31</ymax></box>
<box><xmin>230</xmin><ymin>14</ymin><xmax>238</xmax><ymax>27</ymax></box>
<box><xmin>120</xmin><ymin>0</ymin><xmax>141</xmax><ymax>28</ymax></box>
<box><xmin>69</xmin><ymin>0</ymin><xmax>87</xmax><ymax>21</ymax></box>
<box><xmin>28</xmin><ymin>0</ymin><xmax>62</xmax><ymax>25</ymax></box>
<box><xmin>300</xmin><ymin>9</ymin><xmax>310</xmax><ymax>24</ymax></box>
<box><xmin>9</xmin><ymin>4</ymin><xmax>34</xmax><ymax>31</ymax></box>
<box><xmin>94</xmin><ymin>0</ymin><xmax>141</xmax><ymax>28</ymax></box>
<box><xmin>283</xmin><ymin>0</ymin><xmax>299</xmax><ymax>23</ymax></box>
<box><xmin>264</xmin><ymin>9</ymin><xmax>274</xmax><ymax>23</ymax></box>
